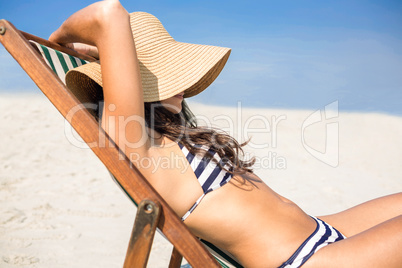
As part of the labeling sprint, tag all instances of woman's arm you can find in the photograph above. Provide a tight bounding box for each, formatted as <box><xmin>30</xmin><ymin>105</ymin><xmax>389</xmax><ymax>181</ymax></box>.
<box><xmin>65</xmin><ymin>43</ymin><xmax>99</xmax><ymax>59</ymax></box>
<box><xmin>49</xmin><ymin>0</ymin><xmax>150</xmax><ymax>156</ymax></box>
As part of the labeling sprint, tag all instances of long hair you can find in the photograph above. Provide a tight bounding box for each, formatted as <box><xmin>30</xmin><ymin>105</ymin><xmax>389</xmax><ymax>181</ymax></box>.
<box><xmin>144</xmin><ymin>100</ymin><xmax>255</xmax><ymax>175</ymax></box>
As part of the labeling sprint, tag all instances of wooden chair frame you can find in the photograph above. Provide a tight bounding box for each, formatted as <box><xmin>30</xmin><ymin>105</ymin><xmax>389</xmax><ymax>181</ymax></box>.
<box><xmin>0</xmin><ymin>19</ymin><xmax>221</xmax><ymax>268</ymax></box>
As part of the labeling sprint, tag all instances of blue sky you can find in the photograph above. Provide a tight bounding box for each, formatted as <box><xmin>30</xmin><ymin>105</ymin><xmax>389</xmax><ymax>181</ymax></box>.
<box><xmin>1</xmin><ymin>0</ymin><xmax>401</xmax><ymax>115</ymax></box>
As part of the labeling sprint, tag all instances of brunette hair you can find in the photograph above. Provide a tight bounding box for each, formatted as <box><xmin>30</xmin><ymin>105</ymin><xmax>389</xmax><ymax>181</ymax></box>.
<box><xmin>144</xmin><ymin>100</ymin><xmax>255</xmax><ymax>175</ymax></box>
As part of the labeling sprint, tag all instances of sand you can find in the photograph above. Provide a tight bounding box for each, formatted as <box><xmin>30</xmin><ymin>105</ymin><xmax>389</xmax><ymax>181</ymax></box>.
<box><xmin>1</xmin><ymin>93</ymin><xmax>401</xmax><ymax>267</ymax></box>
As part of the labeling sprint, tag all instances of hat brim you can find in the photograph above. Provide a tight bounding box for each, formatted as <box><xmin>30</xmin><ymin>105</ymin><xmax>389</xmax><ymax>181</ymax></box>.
<box><xmin>66</xmin><ymin>43</ymin><xmax>231</xmax><ymax>104</ymax></box>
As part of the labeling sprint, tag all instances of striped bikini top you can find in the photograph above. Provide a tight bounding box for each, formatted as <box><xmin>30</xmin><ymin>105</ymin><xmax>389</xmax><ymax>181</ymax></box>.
<box><xmin>178</xmin><ymin>142</ymin><xmax>234</xmax><ymax>221</ymax></box>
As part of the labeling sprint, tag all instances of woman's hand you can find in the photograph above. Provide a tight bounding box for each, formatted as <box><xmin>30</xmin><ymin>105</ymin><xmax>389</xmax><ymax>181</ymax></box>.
<box><xmin>65</xmin><ymin>43</ymin><xmax>99</xmax><ymax>59</ymax></box>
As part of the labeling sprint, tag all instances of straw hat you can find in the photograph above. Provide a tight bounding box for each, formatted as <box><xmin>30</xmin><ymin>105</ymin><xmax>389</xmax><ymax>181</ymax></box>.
<box><xmin>65</xmin><ymin>11</ymin><xmax>231</xmax><ymax>105</ymax></box>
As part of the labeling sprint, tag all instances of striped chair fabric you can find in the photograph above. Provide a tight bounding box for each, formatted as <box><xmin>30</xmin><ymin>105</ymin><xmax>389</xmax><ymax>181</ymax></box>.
<box><xmin>30</xmin><ymin>40</ymin><xmax>88</xmax><ymax>84</ymax></box>
<box><xmin>30</xmin><ymin>41</ymin><xmax>243</xmax><ymax>268</ymax></box>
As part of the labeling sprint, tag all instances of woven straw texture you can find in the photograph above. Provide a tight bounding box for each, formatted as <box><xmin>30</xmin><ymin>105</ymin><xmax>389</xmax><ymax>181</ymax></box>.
<box><xmin>66</xmin><ymin>12</ymin><xmax>231</xmax><ymax>103</ymax></box>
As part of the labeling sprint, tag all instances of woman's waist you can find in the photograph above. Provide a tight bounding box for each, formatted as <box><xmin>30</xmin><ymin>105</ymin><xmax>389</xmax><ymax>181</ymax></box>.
<box><xmin>187</xmin><ymin>176</ymin><xmax>317</xmax><ymax>266</ymax></box>
<box><xmin>186</xmin><ymin>172</ymin><xmax>316</xmax><ymax>243</ymax></box>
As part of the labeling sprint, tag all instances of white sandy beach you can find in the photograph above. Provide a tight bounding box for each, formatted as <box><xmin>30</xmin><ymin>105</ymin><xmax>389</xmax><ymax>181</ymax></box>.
<box><xmin>1</xmin><ymin>93</ymin><xmax>401</xmax><ymax>267</ymax></box>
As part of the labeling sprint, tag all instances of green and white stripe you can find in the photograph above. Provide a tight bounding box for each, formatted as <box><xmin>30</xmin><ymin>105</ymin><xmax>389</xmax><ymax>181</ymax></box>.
<box><xmin>201</xmin><ymin>239</ymin><xmax>243</xmax><ymax>268</ymax></box>
<box><xmin>30</xmin><ymin>41</ymin><xmax>88</xmax><ymax>84</ymax></box>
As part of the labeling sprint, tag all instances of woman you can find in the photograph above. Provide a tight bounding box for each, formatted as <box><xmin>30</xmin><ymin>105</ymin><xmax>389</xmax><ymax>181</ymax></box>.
<box><xmin>49</xmin><ymin>1</ymin><xmax>402</xmax><ymax>267</ymax></box>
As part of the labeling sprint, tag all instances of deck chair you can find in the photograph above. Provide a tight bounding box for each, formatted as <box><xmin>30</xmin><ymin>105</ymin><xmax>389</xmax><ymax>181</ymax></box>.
<box><xmin>0</xmin><ymin>20</ymin><xmax>243</xmax><ymax>268</ymax></box>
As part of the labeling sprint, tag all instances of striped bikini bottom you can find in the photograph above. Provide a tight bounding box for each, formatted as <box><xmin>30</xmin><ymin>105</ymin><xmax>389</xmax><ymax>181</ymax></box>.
<box><xmin>278</xmin><ymin>216</ymin><xmax>346</xmax><ymax>268</ymax></box>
